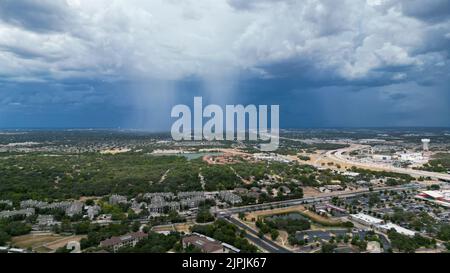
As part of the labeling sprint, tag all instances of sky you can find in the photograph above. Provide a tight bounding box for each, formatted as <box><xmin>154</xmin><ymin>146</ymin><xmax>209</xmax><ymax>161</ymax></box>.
<box><xmin>0</xmin><ymin>0</ymin><xmax>449</xmax><ymax>130</ymax></box>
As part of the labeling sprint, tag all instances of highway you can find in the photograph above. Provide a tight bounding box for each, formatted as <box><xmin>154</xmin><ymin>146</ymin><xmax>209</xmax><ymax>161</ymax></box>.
<box><xmin>218</xmin><ymin>184</ymin><xmax>419</xmax><ymax>215</ymax></box>
<box><xmin>325</xmin><ymin>144</ymin><xmax>450</xmax><ymax>181</ymax></box>
<box><xmin>280</xmin><ymin>134</ymin><xmax>450</xmax><ymax>181</ymax></box>
<box><xmin>216</xmin><ymin>184</ymin><xmax>417</xmax><ymax>253</ymax></box>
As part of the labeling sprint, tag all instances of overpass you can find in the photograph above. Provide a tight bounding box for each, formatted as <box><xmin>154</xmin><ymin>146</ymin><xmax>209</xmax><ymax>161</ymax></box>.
<box><xmin>325</xmin><ymin>145</ymin><xmax>450</xmax><ymax>182</ymax></box>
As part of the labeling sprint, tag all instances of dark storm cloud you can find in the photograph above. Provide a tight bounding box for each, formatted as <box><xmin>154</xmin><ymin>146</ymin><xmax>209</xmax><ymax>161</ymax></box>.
<box><xmin>0</xmin><ymin>0</ymin><xmax>73</xmax><ymax>33</ymax></box>
<box><xmin>398</xmin><ymin>0</ymin><xmax>450</xmax><ymax>22</ymax></box>
<box><xmin>0</xmin><ymin>0</ymin><xmax>449</xmax><ymax>128</ymax></box>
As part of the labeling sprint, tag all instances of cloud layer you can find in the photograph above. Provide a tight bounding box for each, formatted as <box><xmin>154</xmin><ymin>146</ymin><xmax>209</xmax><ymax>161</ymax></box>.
<box><xmin>0</xmin><ymin>0</ymin><xmax>449</xmax><ymax>128</ymax></box>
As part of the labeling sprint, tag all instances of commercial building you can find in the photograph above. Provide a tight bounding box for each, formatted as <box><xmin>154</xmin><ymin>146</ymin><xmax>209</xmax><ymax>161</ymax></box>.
<box><xmin>378</xmin><ymin>223</ymin><xmax>416</xmax><ymax>237</ymax></box>
<box><xmin>415</xmin><ymin>190</ymin><xmax>450</xmax><ymax>208</ymax></box>
<box><xmin>349</xmin><ymin>213</ymin><xmax>384</xmax><ymax>227</ymax></box>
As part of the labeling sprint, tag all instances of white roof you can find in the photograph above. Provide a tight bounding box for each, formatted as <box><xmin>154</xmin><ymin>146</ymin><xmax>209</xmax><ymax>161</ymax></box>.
<box><xmin>343</xmin><ymin>171</ymin><xmax>359</xmax><ymax>177</ymax></box>
<box><xmin>350</xmin><ymin>213</ymin><xmax>384</xmax><ymax>224</ymax></box>
<box><xmin>379</xmin><ymin>223</ymin><xmax>415</xmax><ymax>237</ymax></box>
<box><xmin>422</xmin><ymin>191</ymin><xmax>443</xmax><ymax>199</ymax></box>
<box><xmin>222</xmin><ymin>242</ymin><xmax>240</xmax><ymax>253</ymax></box>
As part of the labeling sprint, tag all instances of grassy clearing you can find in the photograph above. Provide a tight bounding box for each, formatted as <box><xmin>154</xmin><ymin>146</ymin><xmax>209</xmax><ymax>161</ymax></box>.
<box><xmin>244</xmin><ymin>205</ymin><xmax>342</xmax><ymax>226</ymax></box>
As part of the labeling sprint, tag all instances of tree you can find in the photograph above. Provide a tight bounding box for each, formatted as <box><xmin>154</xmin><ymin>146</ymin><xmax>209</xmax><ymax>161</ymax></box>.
<box><xmin>238</xmin><ymin>212</ymin><xmax>245</xmax><ymax>220</ymax></box>
<box><xmin>196</xmin><ymin>209</ymin><xmax>214</xmax><ymax>223</ymax></box>
<box><xmin>270</xmin><ymin>229</ymin><xmax>279</xmax><ymax>241</ymax></box>
<box><xmin>321</xmin><ymin>243</ymin><xmax>337</xmax><ymax>253</ymax></box>
<box><xmin>0</xmin><ymin>231</ymin><xmax>11</xmax><ymax>246</ymax></box>
<box><xmin>2</xmin><ymin>221</ymin><xmax>32</xmax><ymax>236</ymax></box>
<box><xmin>74</xmin><ymin>221</ymin><xmax>91</xmax><ymax>235</ymax></box>
<box><xmin>131</xmin><ymin>221</ymin><xmax>141</xmax><ymax>232</ymax></box>
<box><xmin>258</xmin><ymin>230</ymin><xmax>265</xmax><ymax>238</ymax></box>
<box><xmin>437</xmin><ymin>224</ymin><xmax>450</xmax><ymax>241</ymax></box>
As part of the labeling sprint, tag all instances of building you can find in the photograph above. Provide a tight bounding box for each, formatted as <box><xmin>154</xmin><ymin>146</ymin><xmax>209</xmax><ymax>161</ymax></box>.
<box><xmin>130</xmin><ymin>201</ymin><xmax>146</xmax><ymax>214</ymax></box>
<box><xmin>0</xmin><ymin>200</ymin><xmax>13</xmax><ymax>207</ymax></box>
<box><xmin>318</xmin><ymin>185</ymin><xmax>344</xmax><ymax>193</ymax></box>
<box><xmin>100</xmin><ymin>232</ymin><xmax>148</xmax><ymax>252</ymax></box>
<box><xmin>378</xmin><ymin>223</ymin><xmax>416</xmax><ymax>237</ymax></box>
<box><xmin>218</xmin><ymin>191</ymin><xmax>242</xmax><ymax>205</ymax></box>
<box><xmin>343</xmin><ymin>171</ymin><xmax>360</xmax><ymax>177</ymax></box>
<box><xmin>109</xmin><ymin>194</ymin><xmax>127</xmax><ymax>205</ymax></box>
<box><xmin>20</xmin><ymin>199</ymin><xmax>48</xmax><ymax>209</ymax></box>
<box><xmin>36</xmin><ymin>215</ymin><xmax>59</xmax><ymax>229</ymax></box>
<box><xmin>372</xmin><ymin>154</ymin><xmax>392</xmax><ymax>161</ymax></box>
<box><xmin>86</xmin><ymin>205</ymin><xmax>101</xmax><ymax>220</ymax></box>
<box><xmin>349</xmin><ymin>213</ymin><xmax>384</xmax><ymax>227</ymax></box>
<box><xmin>325</xmin><ymin>203</ymin><xmax>347</xmax><ymax>214</ymax></box>
<box><xmin>182</xmin><ymin>233</ymin><xmax>239</xmax><ymax>253</ymax></box>
<box><xmin>356</xmin><ymin>180</ymin><xmax>371</xmax><ymax>187</ymax></box>
<box><xmin>45</xmin><ymin>201</ymin><xmax>72</xmax><ymax>210</ymax></box>
<box><xmin>398</xmin><ymin>152</ymin><xmax>425</xmax><ymax>163</ymax></box>
<box><xmin>148</xmin><ymin>197</ymin><xmax>180</xmax><ymax>213</ymax></box>
<box><xmin>143</xmin><ymin>192</ymin><xmax>174</xmax><ymax>200</ymax></box>
<box><xmin>180</xmin><ymin>197</ymin><xmax>205</xmax><ymax>209</ymax></box>
<box><xmin>66</xmin><ymin>202</ymin><xmax>83</xmax><ymax>217</ymax></box>
<box><xmin>0</xmin><ymin>208</ymin><xmax>35</xmax><ymax>219</ymax></box>
<box><xmin>415</xmin><ymin>190</ymin><xmax>450</xmax><ymax>208</ymax></box>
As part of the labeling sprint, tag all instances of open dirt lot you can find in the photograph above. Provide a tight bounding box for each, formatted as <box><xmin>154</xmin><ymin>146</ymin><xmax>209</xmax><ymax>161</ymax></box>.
<box><xmin>151</xmin><ymin>221</ymin><xmax>194</xmax><ymax>234</ymax></box>
<box><xmin>12</xmin><ymin>233</ymin><xmax>86</xmax><ymax>253</ymax></box>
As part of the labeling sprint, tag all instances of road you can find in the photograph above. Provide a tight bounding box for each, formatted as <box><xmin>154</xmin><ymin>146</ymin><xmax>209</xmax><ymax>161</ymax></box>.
<box><xmin>224</xmin><ymin>217</ymin><xmax>292</xmax><ymax>253</ymax></box>
<box><xmin>325</xmin><ymin>144</ymin><xmax>450</xmax><ymax>181</ymax></box>
<box><xmin>218</xmin><ymin>184</ymin><xmax>419</xmax><ymax>215</ymax></box>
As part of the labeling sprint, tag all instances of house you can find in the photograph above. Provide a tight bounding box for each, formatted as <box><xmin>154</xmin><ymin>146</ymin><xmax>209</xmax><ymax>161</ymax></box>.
<box><xmin>100</xmin><ymin>232</ymin><xmax>148</xmax><ymax>252</ymax></box>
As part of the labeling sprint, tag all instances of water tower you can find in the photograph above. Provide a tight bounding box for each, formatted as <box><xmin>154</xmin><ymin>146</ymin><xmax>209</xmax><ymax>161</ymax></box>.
<box><xmin>421</xmin><ymin>139</ymin><xmax>430</xmax><ymax>151</ymax></box>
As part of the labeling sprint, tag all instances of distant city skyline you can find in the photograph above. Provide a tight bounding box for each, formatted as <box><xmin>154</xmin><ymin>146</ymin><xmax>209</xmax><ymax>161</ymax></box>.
<box><xmin>0</xmin><ymin>0</ymin><xmax>449</xmax><ymax>129</ymax></box>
